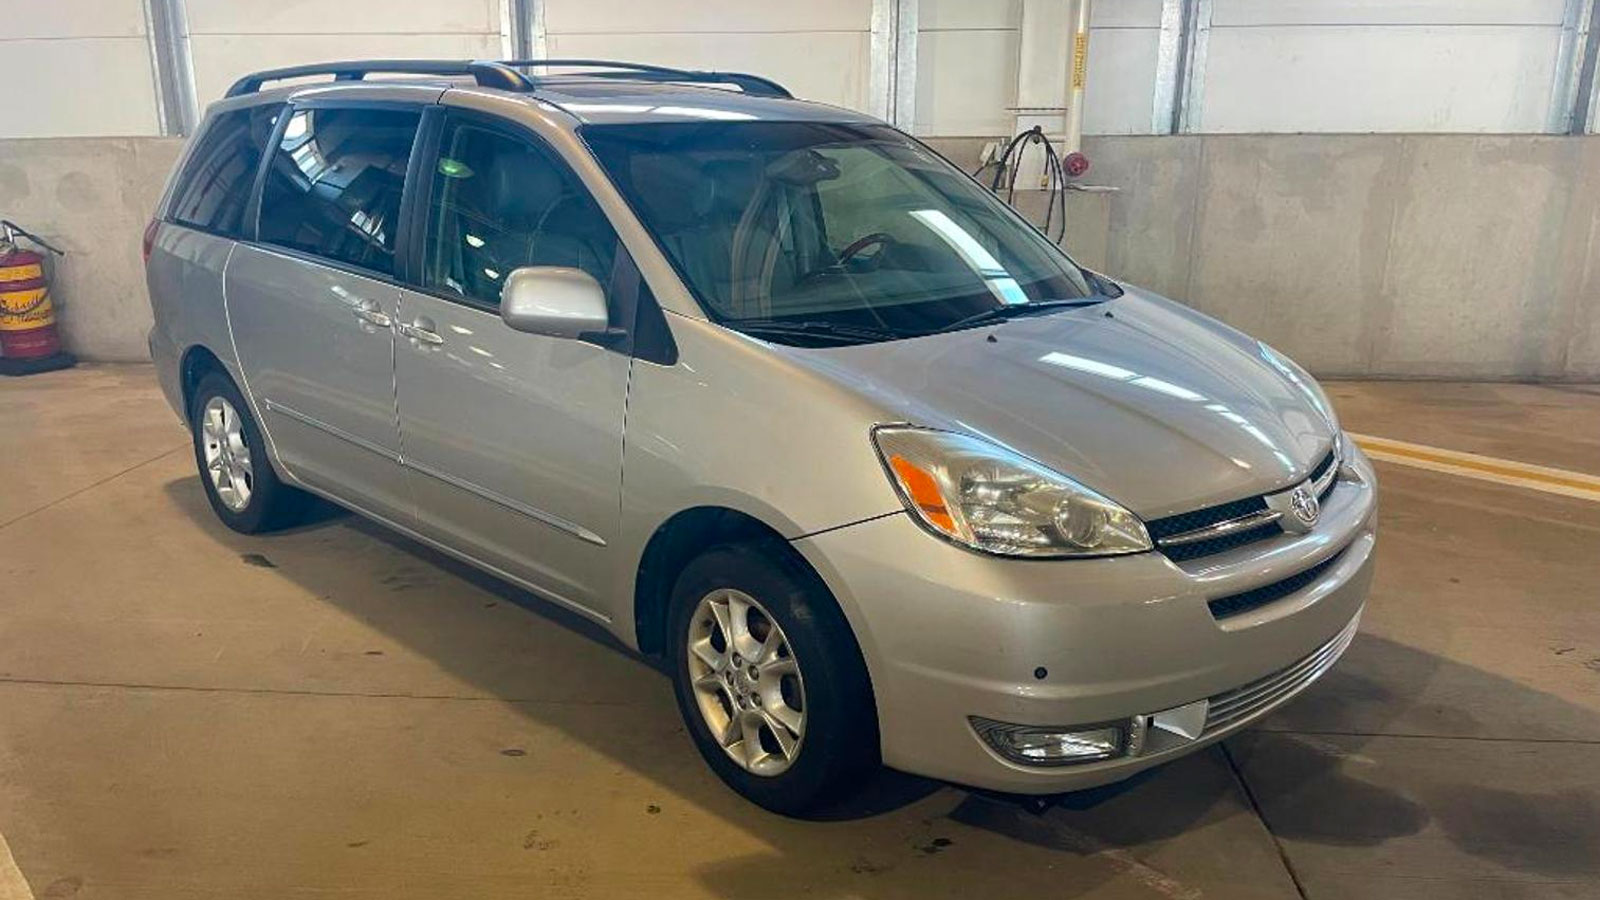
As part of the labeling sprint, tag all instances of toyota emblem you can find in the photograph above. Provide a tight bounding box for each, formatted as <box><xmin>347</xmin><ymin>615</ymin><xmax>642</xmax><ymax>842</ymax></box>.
<box><xmin>1289</xmin><ymin>486</ymin><xmax>1320</xmax><ymax>527</ymax></box>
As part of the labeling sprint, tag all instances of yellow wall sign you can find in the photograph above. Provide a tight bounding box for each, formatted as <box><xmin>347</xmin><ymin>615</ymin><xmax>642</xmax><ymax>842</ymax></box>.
<box><xmin>1072</xmin><ymin>32</ymin><xmax>1090</xmax><ymax>89</ymax></box>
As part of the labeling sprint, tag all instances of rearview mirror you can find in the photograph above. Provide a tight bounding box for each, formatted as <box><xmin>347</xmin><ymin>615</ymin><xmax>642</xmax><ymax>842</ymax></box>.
<box><xmin>499</xmin><ymin>266</ymin><xmax>612</xmax><ymax>340</ymax></box>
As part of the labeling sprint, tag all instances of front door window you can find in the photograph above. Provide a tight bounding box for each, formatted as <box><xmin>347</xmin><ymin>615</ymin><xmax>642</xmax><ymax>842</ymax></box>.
<box><xmin>422</xmin><ymin>120</ymin><xmax>618</xmax><ymax>307</ymax></box>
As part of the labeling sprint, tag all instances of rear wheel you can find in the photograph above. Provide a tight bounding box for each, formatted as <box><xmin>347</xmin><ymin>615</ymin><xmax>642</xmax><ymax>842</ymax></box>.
<box><xmin>190</xmin><ymin>372</ymin><xmax>307</xmax><ymax>533</ymax></box>
<box><xmin>668</xmin><ymin>543</ymin><xmax>878</xmax><ymax>815</ymax></box>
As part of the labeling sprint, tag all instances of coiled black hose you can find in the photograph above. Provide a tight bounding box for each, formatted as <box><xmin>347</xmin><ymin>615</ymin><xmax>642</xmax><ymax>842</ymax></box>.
<box><xmin>971</xmin><ymin>125</ymin><xmax>1069</xmax><ymax>244</ymax></box>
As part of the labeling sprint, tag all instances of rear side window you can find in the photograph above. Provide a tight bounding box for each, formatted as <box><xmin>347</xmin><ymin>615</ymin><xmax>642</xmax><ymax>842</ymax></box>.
<box><xmin>257</xmin><ymin>106</ymin><xmax>422</xmax><ymax>276</ymax></box>
<box><xmin>168</xmin><ymin>104</ymin><xmax>280</xmax><ymax>238</ymax></box>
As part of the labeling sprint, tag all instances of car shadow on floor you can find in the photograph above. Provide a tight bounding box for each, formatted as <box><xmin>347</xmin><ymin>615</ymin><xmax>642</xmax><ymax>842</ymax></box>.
<box><xmin>158</xmin><ymin>476</ymin><xmax>1600</xmax><ymax>898</ymax></box>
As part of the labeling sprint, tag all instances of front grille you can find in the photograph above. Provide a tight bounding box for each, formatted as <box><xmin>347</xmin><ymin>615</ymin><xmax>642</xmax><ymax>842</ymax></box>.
<box><xmin>1308</xmin><ymin>447</ymin><xmax>1336</xmax><ymax>485</ymax></box>
<box><xmin>1146</xmin><ymin>495</ymin><xmax>1270</xmax><ymax>542</ymax></box>
<box><xmin>1203</xmin><ymin>612</ymin><xmax>1360</xmax><ymax>734</ymax></box>
<box><xmin>1163</xmin><ymin>522</ymin><xmax>1281</xmax><ymax>562</ymax></box>
<box><xmin>1207</xmin><ymin>546</ymin><xmax>1346</xmax><ymax>619</ymax></box>
<box><xmin>1147</xmin><ymin>447</ymin><xmax>1338</xmax><ymax>562</ymax></box>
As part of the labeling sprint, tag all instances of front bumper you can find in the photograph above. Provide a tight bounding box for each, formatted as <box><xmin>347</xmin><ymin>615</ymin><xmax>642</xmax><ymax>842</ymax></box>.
<box><xmin>794</xmin><ymin>442</ymin><xmax>1377</xmax><ymax>794</ymax></box>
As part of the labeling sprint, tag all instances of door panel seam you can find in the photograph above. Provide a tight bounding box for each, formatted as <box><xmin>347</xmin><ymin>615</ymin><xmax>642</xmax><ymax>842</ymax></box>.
<box><xmin>220</xmin><ymin>241</ymin><xmax>291</xmax><ymax>470</ymax></box>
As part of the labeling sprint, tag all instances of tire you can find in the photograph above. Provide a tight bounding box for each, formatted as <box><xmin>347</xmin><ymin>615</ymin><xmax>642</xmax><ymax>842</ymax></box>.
<box><xmin>189</xmin><ymin>371</ymin><xmax>308</xmax><ymax>533</ymax></box>
<box><xmin>668</xmin><ymin>542</ymin><xmax>879</xmax><ymax>815</ymax></box>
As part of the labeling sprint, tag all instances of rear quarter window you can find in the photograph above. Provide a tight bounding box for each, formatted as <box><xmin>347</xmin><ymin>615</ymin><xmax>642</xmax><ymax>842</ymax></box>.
<box><xmin>168</xmin><ymin>104</ymin><xmax>281</xmax><ymax>238</ymax></box>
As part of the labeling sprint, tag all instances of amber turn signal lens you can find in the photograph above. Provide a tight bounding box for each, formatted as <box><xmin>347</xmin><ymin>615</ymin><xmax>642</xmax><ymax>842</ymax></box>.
<box><xmin>888</xmin><ymin>454</ymin><xmax>958</xmax><ymax>535</ymax></box>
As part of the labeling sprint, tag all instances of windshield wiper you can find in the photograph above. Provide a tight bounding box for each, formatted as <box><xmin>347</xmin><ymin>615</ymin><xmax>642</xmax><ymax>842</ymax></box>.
<box><xmin>733</xmin><ymin>319</ymin><xmax>912</xmax><ymax>345</ymax></box>
<box><xmin>931</xmin><ymin>297</ymin><xmax>1107</xmax><ymax>335</ymax></box>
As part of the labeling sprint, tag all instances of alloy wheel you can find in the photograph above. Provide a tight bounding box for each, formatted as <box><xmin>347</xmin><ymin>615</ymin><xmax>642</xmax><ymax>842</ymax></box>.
<box><xmin>685</xmin><ymin>588</ymin><xmax>806</xmax><ymax>776</ymax></box>
<box><xmin>200</xmin><ymin>395</ymin><xmax>254</xmax><ymax>512</ymax></box>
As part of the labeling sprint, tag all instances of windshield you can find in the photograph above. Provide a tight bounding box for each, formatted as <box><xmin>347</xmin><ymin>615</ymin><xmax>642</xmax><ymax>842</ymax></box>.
<box><xmin>582</xmin><ymin>122</ymin><xmax>1100</xmax><ymax>345</ymax></box>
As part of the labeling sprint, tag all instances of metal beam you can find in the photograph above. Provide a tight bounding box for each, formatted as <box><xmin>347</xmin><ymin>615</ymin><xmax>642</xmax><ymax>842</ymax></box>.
<box><xmin>1151</xmin><ymin>0</ymin><xmax>1184</xmax><ymax>134</ymax></box>
<box><xmin>530</xmin><ymin>0</ymin><xmax>548</xmax><ymax>59</ymax></box>
<box><xmin>1566</xmin><ymin>0</ymin><xmax>1600</xmax><ymax>133</ymax></box>
<box><xmin>503</xmin><ymin>0</ymin><xmax>546</xmax><ymax>61</ymax></box>
<box><xmin>498</xmin><ymin>0</ymin><xmax>516</xmax><ymax>58</ymax></box>
<box><xmin>143</xmin><ymin>0</ymin><xmax>198</xmax><ymax>136</ymax></box>
<box><xmin>893</xmin><ymin>0</ymin><xmax>918</xmax><ymax>129</ymax></box>
<box><xmin>1175</xmin><ymin>0</ymin><xmax>1211</xmax><ymax>134</ymax></box>
<box><xmin>1549</xmin><ymin>0</ymin><xmax>1596</xmax><ymax>133</ymax></box>
<box><xmin>871</xmin><ymin>0</ymin><xmax>918</xmax><ymax>128</ymax></box>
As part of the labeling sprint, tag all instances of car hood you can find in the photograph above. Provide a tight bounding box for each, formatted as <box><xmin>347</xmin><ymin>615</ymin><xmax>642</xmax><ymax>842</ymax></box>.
<box><xmin>786</xmin><ymin>289</ymin><xmax>1336</xmax><ymax>519</ymax></box>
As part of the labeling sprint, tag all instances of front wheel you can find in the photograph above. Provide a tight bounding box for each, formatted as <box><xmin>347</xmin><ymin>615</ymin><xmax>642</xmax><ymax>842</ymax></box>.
<box><xmin>668</xmin><ymin>543</ymin><xmax>879</xmax><ymax>815</ymax></box>
<box><xmin>189</xmin><ymin>372</ymin><xmax>308</xmax><ymax>533</ymax></box>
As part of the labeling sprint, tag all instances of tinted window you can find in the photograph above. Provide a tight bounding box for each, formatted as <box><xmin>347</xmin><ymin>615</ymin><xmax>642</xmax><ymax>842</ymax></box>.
<box><xmin>423</xmin><ymin>119</ymin><xmax>617</xmax><ymax>307</ymax></box>
<box><xmin>584</xmin><ymin>122</ymin><xmax>1096</xmax><ymax>343</ymax></box>
<box><xmin>258</xmin><ymin>107</ymin><xmax>421</xmax><ymax>275</ymax></box>
<box><xmin>168</xmin><ymin>105</ymin><xmax>280</xmax><ymax>238</ymax></box>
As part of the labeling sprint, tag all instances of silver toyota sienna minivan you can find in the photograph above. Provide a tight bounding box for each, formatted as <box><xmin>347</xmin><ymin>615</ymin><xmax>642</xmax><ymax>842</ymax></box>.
<box><xmin>145</xmin><ymin>60</ymin><xmax>1376</xmax><ymax>815</ymax></box>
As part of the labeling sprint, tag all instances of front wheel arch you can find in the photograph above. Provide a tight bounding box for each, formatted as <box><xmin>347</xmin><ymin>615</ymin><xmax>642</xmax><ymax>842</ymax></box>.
<box><xmin>631</xmin><ymin>509</ymin><xmax>878</xmax><ymax>698</ymax></box>
<box><xmin>634</xmin><ymin>506</ymin><xmax>791</xmax><ymax>660</ymax></box>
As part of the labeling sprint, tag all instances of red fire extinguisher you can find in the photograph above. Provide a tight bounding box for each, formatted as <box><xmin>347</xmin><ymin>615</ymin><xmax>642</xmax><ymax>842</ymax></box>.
<box><xmin>0</xmin><ymin>220</ymin><xmax>74</xmax><ymax>376</ymax></box>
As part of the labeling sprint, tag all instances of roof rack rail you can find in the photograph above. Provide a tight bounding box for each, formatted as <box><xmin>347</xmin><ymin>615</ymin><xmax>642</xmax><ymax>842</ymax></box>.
<box><xmin>223</xmin><ymin>57</ymin><xmax>793</xmax><ymax>100</ymax></box>
<box><xmin>504</xmin><ymin>59</ymin><xmax>792</xmax><ymax>98</ymax></box>
<box><xmin>225</xmin><ymin>59</ymin><xmax>530</xmax><ymax>97</ymax></box>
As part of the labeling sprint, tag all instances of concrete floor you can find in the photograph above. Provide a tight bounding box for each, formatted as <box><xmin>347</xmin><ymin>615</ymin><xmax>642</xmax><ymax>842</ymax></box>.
<box><xmin>1</xmin><ymin>365</ymin><xmax>1597</xmax><ymax>899</ymax></box>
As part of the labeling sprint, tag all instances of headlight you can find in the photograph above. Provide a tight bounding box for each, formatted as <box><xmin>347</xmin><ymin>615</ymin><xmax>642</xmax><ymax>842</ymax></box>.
<box><xmin>873</xmin><ymin>426</ymin><xmax>1152</xmax><ymax>558</ymax></box>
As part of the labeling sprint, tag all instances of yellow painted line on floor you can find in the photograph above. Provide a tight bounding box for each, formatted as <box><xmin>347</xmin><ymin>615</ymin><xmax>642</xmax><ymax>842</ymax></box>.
<box><xmin>1349</xmin><ymin>432</ymin><xmax>1600</xmax><ymax>502</ymax></box>
<box><xmin>0</xmin><ymin>832</ymin><xmax>35</xmax><ymax>900</ymax></box>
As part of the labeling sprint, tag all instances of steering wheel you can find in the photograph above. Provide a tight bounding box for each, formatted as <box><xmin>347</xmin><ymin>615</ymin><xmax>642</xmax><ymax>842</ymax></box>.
<box><xmin>835</xmin><ymin>232</ymin><xmax>895</xmax><ymax>267</ymax></box>
<box><xmin>795</xmin><ymin>232</ymin><xmax>898</xmax><ymax>286</ymax></box>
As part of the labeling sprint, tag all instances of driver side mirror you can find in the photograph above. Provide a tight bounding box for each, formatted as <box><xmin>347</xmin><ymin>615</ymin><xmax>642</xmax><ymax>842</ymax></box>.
<box><xmin>499</xmin><ymin>266</ymin><xmax>619</xmax><ymax>343</ymax></box>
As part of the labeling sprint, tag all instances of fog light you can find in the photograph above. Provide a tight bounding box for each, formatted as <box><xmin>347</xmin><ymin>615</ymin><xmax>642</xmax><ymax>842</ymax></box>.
<box><xmin>969</xmin><ymin>716</ymin><xmax>1127</xmax><ymax>766</ymax></box>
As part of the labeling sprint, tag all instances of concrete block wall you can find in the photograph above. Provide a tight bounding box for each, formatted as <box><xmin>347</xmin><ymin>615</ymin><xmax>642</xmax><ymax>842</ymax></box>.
<box><xmin>0</xmin><ymin>138</ymin><xmax>184</xmax><ymax>361</ymax></box>
<box><xmin>1086</xmin><ymin>134</ymin><xmax>1600</xmax><ymax>380</ymax></box>
<box><xmin>3</xmin><ymin>133</ymin><xmax>1598</xmax><ymax>380</ymax></box>
<box><xmin>940</xmin><ymin>133</ymin><xmax>1600</xmax><ymax>381</ymax></box>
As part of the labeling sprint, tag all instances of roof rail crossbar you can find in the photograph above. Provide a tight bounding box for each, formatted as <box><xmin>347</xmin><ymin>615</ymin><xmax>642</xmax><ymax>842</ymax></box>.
<box><xmin>503</xmin><ymin>59</ymin><xmax>792</xmax><ymax>98</ymax></box>
<box><xmin>225</xmin><ymin>59</ymin><xmax>530</xmax><ymax>97</ymax></box>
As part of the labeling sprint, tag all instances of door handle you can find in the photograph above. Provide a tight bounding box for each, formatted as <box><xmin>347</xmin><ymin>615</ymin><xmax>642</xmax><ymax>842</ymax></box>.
<box><xmin>351</xmin><ymin>298</ymin><xmax>392</xmax><ymax>328</ymax></box>
<box><xmin>398</xmin><ymin>318</ymin><xmax>444</xmax><ymax>345</ymax></box>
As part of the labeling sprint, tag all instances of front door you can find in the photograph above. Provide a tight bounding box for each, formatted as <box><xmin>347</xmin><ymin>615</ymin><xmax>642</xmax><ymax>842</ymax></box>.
<box><xmin>392</xmin><ymin>112</ymin><xmax>630</xmax><ymax>615</ymax></box>
<box><xmin>226</xmin><ymin>104</ymin><xmax>422</xmax><ymax>521</ymax></box>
